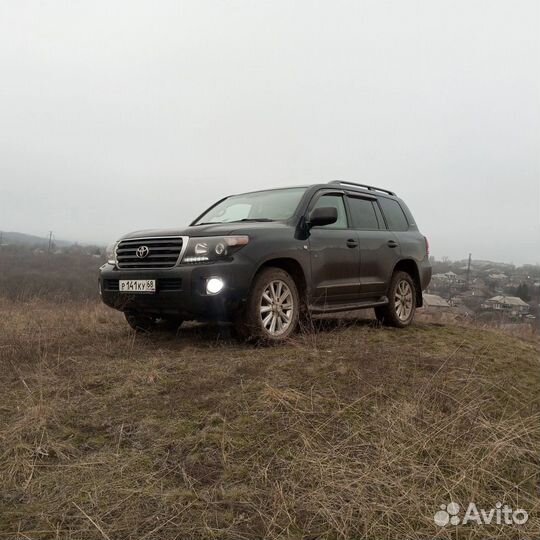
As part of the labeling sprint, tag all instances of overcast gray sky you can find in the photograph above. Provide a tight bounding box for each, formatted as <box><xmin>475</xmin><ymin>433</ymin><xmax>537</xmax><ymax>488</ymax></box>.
<box><xmin>1</xmin><ymin>0</ymin><xmax>538</xmax><ymax>264</ymax></box>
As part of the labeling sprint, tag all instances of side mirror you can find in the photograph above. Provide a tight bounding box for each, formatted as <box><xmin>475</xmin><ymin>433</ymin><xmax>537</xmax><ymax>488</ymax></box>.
<box><xmin>308</xmin><ymin>206</ymin><xmax>338</xmax><ymax>227</ymax></box>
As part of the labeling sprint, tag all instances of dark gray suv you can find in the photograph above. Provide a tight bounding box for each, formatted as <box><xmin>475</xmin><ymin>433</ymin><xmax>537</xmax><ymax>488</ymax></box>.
<box><xmin>99</xmin><ymin>181</ymin><xmax>431</xmax><ymax>341</ymax></box>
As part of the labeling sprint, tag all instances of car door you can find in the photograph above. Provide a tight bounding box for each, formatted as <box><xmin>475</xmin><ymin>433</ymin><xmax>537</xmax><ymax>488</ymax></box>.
<box><xmin>307</xmin><ymin>191</ymin><xmax>361</xmax><ymax>306</ymax></box>
<box><xmin>346</xmin><ymin>194</ymin><xmax>401</xmax><ymax>299</ymax></box>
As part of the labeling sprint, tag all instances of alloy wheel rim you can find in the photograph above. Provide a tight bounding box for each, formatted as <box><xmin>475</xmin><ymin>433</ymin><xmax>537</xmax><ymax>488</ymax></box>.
<box><xmin>394</xmin><ymin>280</ymin><xmax>413</xmax><ymax>321</ymax></box>
<box><xmin>260</xmin><ymin>280</ymin><xmax>294</xmax><ymax>336</ymax></box>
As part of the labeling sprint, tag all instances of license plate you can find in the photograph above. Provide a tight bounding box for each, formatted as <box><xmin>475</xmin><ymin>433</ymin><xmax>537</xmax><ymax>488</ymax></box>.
<box><xmin>119</xmin><ymin>280</ymin><xmax>156</xmax><ymax>293</ymax></box>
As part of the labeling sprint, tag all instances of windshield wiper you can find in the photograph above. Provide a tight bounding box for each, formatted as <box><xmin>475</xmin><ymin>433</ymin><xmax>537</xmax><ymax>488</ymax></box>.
<box><xmin>229</xmin><ymin>218</ymin><xmax>276</xmax><ymax>223</ymax></box>
<box><xmin>196</xmin><ymin>218</ymin><xmax>276</xmax><ymax>225</ymax></box>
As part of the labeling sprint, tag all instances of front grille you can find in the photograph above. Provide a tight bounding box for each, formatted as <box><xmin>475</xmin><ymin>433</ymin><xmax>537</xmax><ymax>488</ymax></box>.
<box><xmin>102</xmin><ymin>278</ymin><xmax>183</xmax><ymax>292</ymax></box>
<box><xmin>116</xmin><ymin>237</ymin><xmax>185</xmax><ymax>269</ymax></box>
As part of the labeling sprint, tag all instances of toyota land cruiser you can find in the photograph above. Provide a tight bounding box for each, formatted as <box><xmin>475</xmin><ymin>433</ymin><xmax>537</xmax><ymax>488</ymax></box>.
<box><xmin>99</xmin><ymin>181</ymin><xmax>432</xmax><ymax>341</ymax></box>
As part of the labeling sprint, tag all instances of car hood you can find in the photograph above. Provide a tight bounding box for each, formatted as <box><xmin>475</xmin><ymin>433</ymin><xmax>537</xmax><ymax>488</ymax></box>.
<box><xmin>120</xmin><ymin>221</ymin><xmax>290</xmax><ymax>240</ymax></box>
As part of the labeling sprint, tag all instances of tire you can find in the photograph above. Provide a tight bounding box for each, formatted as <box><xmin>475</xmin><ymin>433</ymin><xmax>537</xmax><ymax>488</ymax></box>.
<box><xmin>375</xmin><ymin>271</ymin><xmax>417</xmax><ymax>328</ymax></box>
<box><xmin>124</xmin><ymin>312</ymin><xmax>156</xmax><ymax>332</ymax></box>
<box><xmin>235</xmin><ymin>267</ymin><xmax>300</xmax><ymax>342</ymax></box>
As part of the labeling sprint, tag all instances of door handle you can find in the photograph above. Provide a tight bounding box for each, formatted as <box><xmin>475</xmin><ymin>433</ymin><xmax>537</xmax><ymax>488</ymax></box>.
<box><xmin>346</xmin><ymin>239</ymin><xmax>359</xmax><ymax>248</ymax></box>
<box><xmin>387</xmin><ymin>240</ymin><xmax>399</xmax><ymax>248</ymax></box>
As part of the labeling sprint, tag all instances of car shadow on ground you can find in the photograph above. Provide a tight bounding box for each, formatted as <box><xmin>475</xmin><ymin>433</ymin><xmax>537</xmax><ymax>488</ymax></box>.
<box><xmin>144</xmin><ymin>313</ymin><xmax>380</xmax><ymax>347</ymax></box>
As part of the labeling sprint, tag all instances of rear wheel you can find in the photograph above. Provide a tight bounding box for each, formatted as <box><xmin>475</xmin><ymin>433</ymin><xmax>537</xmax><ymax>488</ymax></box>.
<box><xmin>375</xmin><ymin>271</ymin><xmax>417</xmax><ymax>328</ymax></box>
<box><xmin>235</xmin><ymin>267</ymin><xmax>300</xmax><ymax>342</ymax></box>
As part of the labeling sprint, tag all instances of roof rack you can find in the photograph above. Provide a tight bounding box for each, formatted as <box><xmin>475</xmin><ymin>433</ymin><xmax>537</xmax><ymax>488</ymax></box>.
<box><xmin>327</xmin><ymin>180</ymin><xmax>396</xmax><ymax>196</ymax></box>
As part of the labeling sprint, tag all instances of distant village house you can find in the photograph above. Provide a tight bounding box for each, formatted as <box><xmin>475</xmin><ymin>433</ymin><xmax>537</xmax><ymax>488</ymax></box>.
<box><xmin>482</xmin><ymin>295</ymin><xmax>530</xmax><ymax>317</ymax></box>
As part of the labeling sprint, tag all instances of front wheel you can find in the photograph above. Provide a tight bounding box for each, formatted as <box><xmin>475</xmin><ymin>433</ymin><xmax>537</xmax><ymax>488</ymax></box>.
<box><xmin>235</xmin><ymin>267</ymin><xmax>300</xmax><ymax>342</ymax></box>
<box><xmin>375</xmin><ymin>271</ymin><xmax>417</xmax><ymax>328</ymax></box>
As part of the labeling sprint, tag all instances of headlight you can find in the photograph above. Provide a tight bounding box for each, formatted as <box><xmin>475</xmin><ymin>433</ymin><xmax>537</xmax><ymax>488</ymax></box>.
<box><xmin>105</xmin><ymin>241</ymin><xmax>118</xmax><ymax>265</ymax></box>
<box><xmin>182</xmin><ymin>236</ymin><xmax>249</xmax><ymax>263</ymax></box>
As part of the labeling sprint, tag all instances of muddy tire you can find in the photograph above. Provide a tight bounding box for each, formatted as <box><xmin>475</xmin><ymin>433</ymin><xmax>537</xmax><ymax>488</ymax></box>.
<box><xmin>375</xmin><ymin>271</ymin><xmax>417</xmax><ymax>328</ymax></box>
<box><xmin>235</xmin><ymin>267</ymin><xmax>300</xmax><ymax>342</ymax></box>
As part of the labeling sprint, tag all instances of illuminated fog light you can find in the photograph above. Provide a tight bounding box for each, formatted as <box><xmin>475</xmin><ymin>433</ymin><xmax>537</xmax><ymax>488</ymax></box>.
<box><xmin>206</xmin><ymin>277</ymin><xmax>224</xmax><ymax>295</ymax></box>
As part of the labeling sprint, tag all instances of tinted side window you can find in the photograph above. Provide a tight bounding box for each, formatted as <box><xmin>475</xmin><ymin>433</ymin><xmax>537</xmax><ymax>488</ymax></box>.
<box><xmin>347</xmin><ymin>197</ymin><xmax>379</xmax><ymax>230</ymax></box>
<box><xmin>378</xmin><ymin>198</ymin><xmax>409</xmax><ymax>231</ymax></box>
<box><xmin>312</xmin><ymin>194</ymin><xmax>348</xmax><ymax>229</ymax></box>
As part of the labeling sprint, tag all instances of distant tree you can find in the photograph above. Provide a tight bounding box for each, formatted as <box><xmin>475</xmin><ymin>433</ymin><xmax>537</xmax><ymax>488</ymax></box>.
<box><xmin>515</xmin><ymin>283</ymin><xmax>531</xmax><ymax>302</ymax></box>
<box><xmin>520</xmin><ymin>264</ymin><xmax>540</xmax><ymax>279</ymax></box>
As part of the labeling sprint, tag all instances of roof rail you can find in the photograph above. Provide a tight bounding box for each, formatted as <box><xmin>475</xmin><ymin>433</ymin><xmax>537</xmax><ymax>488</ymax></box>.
<box><xmin>327</xmin><ymin>180</ymin><xmax>396</xmax><ymax>196</ymax></box>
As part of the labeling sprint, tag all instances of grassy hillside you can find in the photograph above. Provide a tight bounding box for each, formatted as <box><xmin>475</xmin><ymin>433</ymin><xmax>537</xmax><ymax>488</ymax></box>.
<box><xmin>1</xmin><ymin>299</ymin><xmax>539</xmax><ymax>539</ymax></box>
<box><xmin>0</xmin><ymin>231</ymin><xmax>73</xmax><ymax>248</ymax></box>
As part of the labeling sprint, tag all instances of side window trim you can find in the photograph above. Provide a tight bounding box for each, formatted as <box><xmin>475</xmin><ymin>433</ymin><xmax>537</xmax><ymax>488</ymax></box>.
<box><xmin>397</xmin><ymin>201</ymin><xmax>411</xmax><ymax>228</ymax></box>
<box><xmin>346</xmin><ymin>195</ymin><xmax>381</xmax><ymax>231</ymax></box>
<box><xmin>373</xmin><ymin>200</ymin><xmax>388</xmax><ymax>230</ymax></box>
<box><xmin>308</xmin><ymin>190</ymin><xmax>350</xmax><ymax>229</ymax></box>
<box><xmin>378</xmin><ymin>196</ymin><xmax>410</xmax><ymax>231</ymax></box>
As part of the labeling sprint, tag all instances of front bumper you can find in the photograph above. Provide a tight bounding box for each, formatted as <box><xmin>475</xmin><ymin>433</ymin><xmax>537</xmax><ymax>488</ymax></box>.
<box><xmin>99</xmin><ymin>260</ymin><xmax>253</xmax><ymax>321</ymax></box>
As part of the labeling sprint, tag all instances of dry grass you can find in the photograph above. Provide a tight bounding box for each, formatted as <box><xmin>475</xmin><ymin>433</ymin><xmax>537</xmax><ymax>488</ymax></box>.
<box><xmin>1</xmin><ymin>297</ymin><xmax>540</xmax><ymax>539</ymax></box>
<box><xmin>0</xmin><ymin>247</ymin><xmax>103</xmax><ymax>302</ymax></box>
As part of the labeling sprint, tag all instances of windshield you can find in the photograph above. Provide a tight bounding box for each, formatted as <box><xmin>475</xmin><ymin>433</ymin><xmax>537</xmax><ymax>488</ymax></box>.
<box><xmin>194</xmin><ymin>187</ymin><xmax>308</xmax><ymax>225</ymax></box>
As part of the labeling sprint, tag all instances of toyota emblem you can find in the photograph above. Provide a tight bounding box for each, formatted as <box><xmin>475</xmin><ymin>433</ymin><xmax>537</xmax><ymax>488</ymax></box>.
<box><xmin>136</xmin><ymin>245</ymin><xmax>150</xmax><ymax>259</ymax></box>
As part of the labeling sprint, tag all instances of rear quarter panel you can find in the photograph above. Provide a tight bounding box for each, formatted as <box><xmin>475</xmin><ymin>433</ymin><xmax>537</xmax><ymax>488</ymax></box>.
<box><xmin>395</xmin><ymin>198</ymin><xmax>432</xmax><ymax>289</ymax></box>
